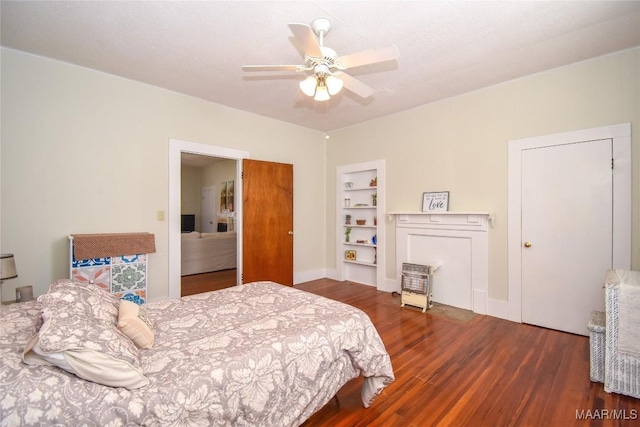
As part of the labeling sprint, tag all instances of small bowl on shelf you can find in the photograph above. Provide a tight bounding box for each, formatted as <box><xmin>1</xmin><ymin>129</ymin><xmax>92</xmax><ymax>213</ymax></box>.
<box><xmin>356</xmin><ymin>219</ymin><xmax>366</xmax><ymax>225</ymax></box>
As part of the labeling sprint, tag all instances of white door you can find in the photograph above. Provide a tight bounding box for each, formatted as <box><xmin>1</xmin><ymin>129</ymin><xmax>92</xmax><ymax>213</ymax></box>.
<box><xmin>521</xmin><ymin>138</ymin><xmax>612</xmax><ymax>335</ymax></box>
<box><xmin>201</xmin><ymin>186</ymin><xmax>216</xmax><ymax>233</ymax></box>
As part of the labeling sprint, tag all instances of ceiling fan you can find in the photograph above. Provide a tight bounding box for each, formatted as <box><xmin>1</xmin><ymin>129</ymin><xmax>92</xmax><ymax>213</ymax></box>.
<box><xmin>242</xmin><ymin>18</ymin><xmax>399</xmax><ymax>101</ymax></box>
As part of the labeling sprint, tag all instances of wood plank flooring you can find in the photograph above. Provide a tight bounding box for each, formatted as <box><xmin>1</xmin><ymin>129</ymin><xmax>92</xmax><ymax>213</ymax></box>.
<box><xmin>180</xmin><ymin>269</ymin><xmax>237</xmax><ymax>296</ymax></box>
<box><xmin>294</xmin><ymin>279</ymin><xmax>639</xmax><ymax>427</ymax></box>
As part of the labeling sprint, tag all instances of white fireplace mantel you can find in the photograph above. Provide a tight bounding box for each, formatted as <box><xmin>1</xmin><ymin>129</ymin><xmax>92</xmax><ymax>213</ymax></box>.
<box><xmin>388</xmin><ymin>211</ymin><xmax>490</xmax><ymax>230</ymax></box>
<box><xmin>388</xmin><ymin>211</ymin><xmax>490</xmax><ymax>314</ymax></box>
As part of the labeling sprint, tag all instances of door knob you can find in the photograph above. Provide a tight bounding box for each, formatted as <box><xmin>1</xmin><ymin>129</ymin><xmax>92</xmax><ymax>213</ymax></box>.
<box><xmin>524</xmin><ymin>241</ymin><xmax>532</xmax><ymax>248</ymax></box>
<box><xmin>288</xmin><ymin>231</ymin><xmax>293</xmax><ymax>235</ymax></box>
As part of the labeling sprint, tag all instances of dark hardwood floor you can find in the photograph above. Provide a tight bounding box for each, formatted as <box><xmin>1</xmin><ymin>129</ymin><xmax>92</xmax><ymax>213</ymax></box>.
<box><xmin>180</xmin><ymin>275</ymin><xmax>639</xmax><ymax>426</ymax></box>
<box><xmin>295</xmin><ymin>279</ymin><xmax>639</xmax><ymax>427</ymax></box>
<box><xmin>181</xmin><ymin>269</ymin><xmax>237</xmax><ymax>296</ymax></box>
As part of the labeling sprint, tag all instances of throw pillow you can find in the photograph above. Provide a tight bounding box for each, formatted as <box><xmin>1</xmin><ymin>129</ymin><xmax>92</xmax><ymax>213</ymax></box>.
<box><xmin>23</xmin><ymin>281</ymin><xmax>148</xmax><ymax>389</ymax></box>
<box><xmin>48</xmin><ymin>279</ymin><xmax>120</xmax><ymax>325</ymax></box>
<box><xmin>117</xmin><ymin>300</ymin><xmax>155</xmax><ymax>349</ymax></box>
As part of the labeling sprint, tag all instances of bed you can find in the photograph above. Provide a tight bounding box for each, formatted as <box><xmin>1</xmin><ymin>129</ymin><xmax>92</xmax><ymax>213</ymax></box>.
<box><xmin>181</xmin><ymin>231</ymin><xmax>237</xmax><ymax>276</ymax></box>
<box><xmin>0</xmin><ymin>280</ymin><xmax>394</xmax><ymax>426</ymax></box>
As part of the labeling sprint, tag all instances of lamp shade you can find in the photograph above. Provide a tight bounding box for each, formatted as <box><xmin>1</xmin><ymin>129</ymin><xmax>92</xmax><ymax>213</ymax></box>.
<box><xmin>314</xmin><ymin>85</ymin><xmax>330</xmax><ymax>101</ymax></box>
<box><xmin>299</xmin><ymin>76</ymin><xmax>317</xmax><ymax>97</ymax></box>
<box><xmin>326</xmin><ymin>75</ymin><xmax>344</xmax><ymax>95</ymax></box>
<box><xmin>0</xmin><ymin>254</ymin><xmax>17</xmax><ymax>280</ymax></box>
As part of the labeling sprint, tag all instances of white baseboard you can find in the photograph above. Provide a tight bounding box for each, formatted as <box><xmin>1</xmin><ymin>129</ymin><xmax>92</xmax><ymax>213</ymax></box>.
<box><xmin>473</xmin><ymin>289</ymin><xmax>487</xmax><ymax>315</ymax></box>
<box><xmin>294</xmin><ymin>269</ymin><xmax>326</xmax><ymax>285</ymax></box>
<box><xmin>378</xmin><ymin>277</ymin><xmax>400</xmax><ymax>293</ymax></box>
<box><xmin>324</xmin><ymin>269</ymin><xmax>340</xmax><ymax>281</ymax></box>
<box><xmin>487</xmin><ymin>298</ymin><xmax>511</xmax><ymax>321</ymax></box>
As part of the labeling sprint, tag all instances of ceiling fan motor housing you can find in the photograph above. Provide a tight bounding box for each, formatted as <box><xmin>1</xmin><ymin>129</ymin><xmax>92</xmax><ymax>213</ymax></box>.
<box><xmin>311</xmin><ymin>18</ymin><xmax>331</xmax><ymax>37</ymax></box>
<box><xmin>305</xmin><ymin>46</ymin><xmax>338</xmax><ymax>71</ymax></box>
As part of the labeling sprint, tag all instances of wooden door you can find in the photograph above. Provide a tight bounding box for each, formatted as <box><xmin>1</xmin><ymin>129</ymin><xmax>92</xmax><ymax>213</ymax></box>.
<box><xmin>242</xmin><ymin>159</ymin><xmax>293</xmax><ymax>286</ymax></box>
<box><xmin>521</xmin><ymin>138</ymin><xmax>613</xmax><ymax>335</ymax></box>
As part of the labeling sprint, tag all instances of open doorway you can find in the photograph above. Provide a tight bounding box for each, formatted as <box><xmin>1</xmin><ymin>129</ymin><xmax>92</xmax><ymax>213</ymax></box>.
<box><xmin>180</xmin><ymin>153</ymin><xmax>237</xmax><ymax>296</ymax></box>
<box><xmin>168</xmin><ymin>139</ymin><xmax>249</xmax><ymax>298</ymax></box>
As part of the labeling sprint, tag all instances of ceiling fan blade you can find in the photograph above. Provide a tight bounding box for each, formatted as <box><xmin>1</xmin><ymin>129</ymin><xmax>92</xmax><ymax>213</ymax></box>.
<box><xmin>242</xmin><ymin>65</ymin><xmax>304</xmax><ymax>72</ymax></box>
<box><xmin>337</xmin><ymin>72</ymin><xmax>375</xmax><ymax>98</ymax></box>
<box><xmin>288</xmin><ymin>23</ymin><xmax>322</xmax><ymax>58</ymax></box>
<box><xmin>338</xmin><ymin>44</ymin><xmax>399</xmax><ymax>69</ymax></box>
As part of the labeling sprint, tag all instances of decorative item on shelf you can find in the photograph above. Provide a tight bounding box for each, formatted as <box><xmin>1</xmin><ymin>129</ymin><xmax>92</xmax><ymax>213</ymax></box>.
<box><xmin>345</xmin><ymin>250</ymin><xmax>356</xmax><ymax>261</ymax></box>
<box><xmin>374</xmin><ymin>216</ymin><xmax>378</xmax><ymax>225</ymax></box>
<box><xmin>371</xmin><ymin>234</ymin><xmax>377</xmax><ymax>245</ymax></box>
<box><xmin>356</xmin><ymin>219</ymin><xmax>366</xmax><ymax>225</ymax></box>
<box><xmin>345</xmin><ymin>227</ymin><xmax>352</xmax><ymax>242</ymax></box>
<box><xmin>356</xmin><ymin>240</ymin><xmax>367</xmax><ymax>244</ymax></box>
<box><xmin>344</xmin><ymin>182</ymin><xmax>354</xmax><ymax>189</ymax></box>
<box><xmin>344</xmin><ymin>198</ymin><xmax>351</xmax><ymax>207</ymax></box>
<box><xmin>422</xmin><ymin>191</ymin><xmax>450</xmax><ymax>212</ymax></box>
<box><xmin>0</xmin><ymin>254</ymin><xmax>18</xmax><ymax>304</ymax></box>
<box><xmin>371</xmin><ymin>192</ymin><xmax>377</xmax><ymax>206</ymax></box>
<box><xmin>345</xmin><ymin>214</ymin><xmax>352</xmax><ymax>225</ymax></box>
<box><xmin>355</xmin><ymin>203</ymin><xmax>368</xmax><ymax>207</ymax></box>
<box><xmin>370</xmin><ymin>177</ymin><xmax>377</xmax><ymax>187</ymax></box>
<box><xmin>374</xmin><ymin>248</ymin><xmax>377</xmax><ymax>265</ymax></box>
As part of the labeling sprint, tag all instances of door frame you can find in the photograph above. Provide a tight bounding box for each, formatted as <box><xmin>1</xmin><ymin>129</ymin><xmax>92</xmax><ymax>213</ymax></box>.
<box><xmin>168</xmin><ymin>139</ymin><xmax>249</xmax><ymax>298</ymax></box>
<box><xmin>507</xmin><ymin>123</ymin><xmax>631</xmax><ymax>323</ymax></box>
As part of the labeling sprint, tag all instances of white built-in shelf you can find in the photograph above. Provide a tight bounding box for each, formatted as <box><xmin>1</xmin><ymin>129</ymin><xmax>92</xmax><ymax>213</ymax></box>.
<box><xmin>337</xmin><ymin>160</ymin><xmax>385</xmax><ymax>288</ymax></box>
<box><xmin>344</xmin><ymin>242</ymin><xmax>376</xmax><ymax>247</ymax></box>
<box><xmin>345</xmin><ymin>186</ymin><xmax>377</xmax><ymax>192</ymax></box>
<box><xmin>344</xmin><ymin>259</ymin><xmax>377</xmax><ymax>267</ymax></box>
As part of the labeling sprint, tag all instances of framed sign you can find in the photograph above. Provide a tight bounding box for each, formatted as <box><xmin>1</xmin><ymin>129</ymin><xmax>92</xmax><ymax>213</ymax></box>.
<box><xmin>422</xmin><ymin>191</ymin><xmax>449</xmax><ymax>212</ymax></box>
<box><xmin>345</xmin><ymin>250</ymin><xmax>357</xmax><ymax>261</ymax></box>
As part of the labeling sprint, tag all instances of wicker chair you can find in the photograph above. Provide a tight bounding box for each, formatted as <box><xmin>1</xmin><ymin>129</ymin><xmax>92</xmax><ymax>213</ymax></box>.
<box><xmin>603</xmin><ymin>269</ymin><xmax>640</xmax><ymax>399</ymax></box>
<box><xmin>588</xmin><ymin>310</ymin><xmax>605</xmax><ymax>383</ymax></box>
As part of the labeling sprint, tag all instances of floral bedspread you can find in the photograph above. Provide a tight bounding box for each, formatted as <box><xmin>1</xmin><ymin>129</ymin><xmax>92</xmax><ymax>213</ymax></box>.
<box><xmin>0</xmin><ymin>281</ymin><xmax>394</xmax><ymax>426</ymax></box>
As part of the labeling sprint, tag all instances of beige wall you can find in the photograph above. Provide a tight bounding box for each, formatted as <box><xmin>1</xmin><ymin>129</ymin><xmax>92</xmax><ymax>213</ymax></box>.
<box><xmin>180</xmin><ymin>159</ymin><xmax>236</xmax><ymax>231</ymax></box>
<box><xmin>201</xmin><ymin>159</ymin><xmax>236</xmax><ymax>189</ymax></box>
<box><xmin>0</xmin><ymin>48</ymin><xmax>326</xmax><ymax>301</ymax></box>
<box><xmin>326</xmin><ymin>48</ymin><xmax>640</xmax><ymax>303</ymax></box>
<box><xmin>181</xmin><ymin>166</ymin><xmax>202</xmax><ymax>227</ymax></box>
<box><xmin>2</xmin><ymin>47</ymin><xmax>638</xmax><ymax>306</ymax></box>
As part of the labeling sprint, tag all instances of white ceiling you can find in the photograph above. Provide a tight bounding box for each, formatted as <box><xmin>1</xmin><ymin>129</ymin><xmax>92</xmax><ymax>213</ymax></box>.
<box><xmin>2</xmin><ymin>1</ymin><xmax>639</xmax><ymax>132</ymax></box>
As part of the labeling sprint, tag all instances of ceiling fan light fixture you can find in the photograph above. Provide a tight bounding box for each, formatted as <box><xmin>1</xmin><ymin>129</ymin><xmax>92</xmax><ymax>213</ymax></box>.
<box><xmin>243</xmin><ymin>18</ymin><xmax>400</xmax><ymax>102</ymax></box>
<box><xmin>299</xmin><ymin>75</ymin><xmax>317</xmax><ymax>97</ymax></box>
<box><xmin>326</xmin><ymin>74</ymin><xmax>343</xmax><ymax>95</ymax></box>
<box><xmin>314</xmin><ymin>84</ymin><xmax>330</xmax><ymax>101</ymax></box>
